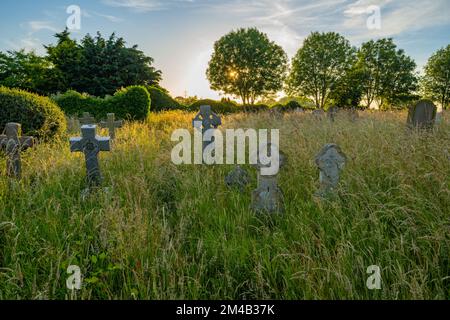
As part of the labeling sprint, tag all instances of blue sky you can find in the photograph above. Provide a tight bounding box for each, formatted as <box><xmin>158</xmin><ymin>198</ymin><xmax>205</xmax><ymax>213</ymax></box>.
<box><xmin>0</xmin><ymin>0</ymin><xmax>449</xmax><ymax>99</ymax></box>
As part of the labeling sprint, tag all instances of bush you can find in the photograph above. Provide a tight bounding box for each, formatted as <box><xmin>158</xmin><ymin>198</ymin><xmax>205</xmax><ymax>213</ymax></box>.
<box><xmin>241</xmin><ymin>104</ymin><xmax>270</xmax><ymax>113</ymax></box>
<box><xmin>53</xmin><ymin>86</ymin><xmax>151</xmax><ymax>121</ymax></box>
<box><xmin>146</xmin><ymin>86</ymin><xmax>184</xmax><ymax>112</ymax></box>
<box><xmin>283</xmin><ymin>100</ymin><xmax>303</xmax><ymax>111</ymax></box>
<box><xmin>0</xmin><ymin>86</ymin><xmax>66</xmax><ymax>140</ymax></box>
<box><xmin>189</xmin><ymin>99</ymin><xmax>237</xmax><ymax>114</ymax></box>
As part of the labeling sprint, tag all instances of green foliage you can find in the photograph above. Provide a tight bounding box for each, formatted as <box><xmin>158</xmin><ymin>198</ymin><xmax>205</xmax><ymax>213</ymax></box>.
<box><xmin>146</xmin><ymin>86</ymin><xmax>184</xmax><ymax>112</ymax></box>
<box><xmin>330</xmin><ymin>66</ymin><xmax>365</xmax><ymax>108</ymax></box>
<box><xmin>241</xmin><ymin>104</ymin><xmax>270</xmax><ymax>113</ymax></box>
<box><xmin>189</xmin><ymin>99</ymin><xmax>238</xmax><ymax>114</ymax></box>
<box><xmin>421</xmin><ymin>44</ymin><xmax>450</xmax><ymax>109</ymax></box>
<box><xmin>53</xmin><ymin>86</ymin><xmax>151</xmax><ymax>121</ymax></box>
<box><xmin>287</xmin><ymin>32</ymin><xmax>356</xmax><ymax>109</ymax></box>
<box><xmin>356</xmin><ymin>38</ymin><xmax>418</xmax><ymax>109</ymax></box>
<box><xmin>207</xmin><ymin>28</ymin><xmax>288</xmax><ymax>105</ymax></box>
<box><xmin>283</xmin><ymin>100</ymin><xmax>303</xmax><ymax>111</ymax></box>
<box><xmin>0</xmin><ymin>86</ymin><xmax>66</xmax><ymax>139</ymax></box>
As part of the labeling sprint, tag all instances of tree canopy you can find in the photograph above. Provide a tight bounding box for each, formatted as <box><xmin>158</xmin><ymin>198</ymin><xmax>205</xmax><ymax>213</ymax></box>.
<box><xmin>207</xmin><ymin>28</ymin><xmax>288</xmax><ymax>105</ymax></box>
<box><xmin>421</xmin><ymin>44</ymin><xmax>450</xmax><ymax>109</ymax></box>
<box><xmin>286</xmin><ymin>32</ymin><xmax>356</xmax><ymax>109</ymax></box>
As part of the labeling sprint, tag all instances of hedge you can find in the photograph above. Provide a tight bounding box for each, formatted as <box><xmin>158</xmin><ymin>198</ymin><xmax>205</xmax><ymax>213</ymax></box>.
<box><xmin>0</xmin><ymin>86</ymin><xmax>66</xmax><ymax>140</ymax></box>
<box><xmin>146</xmin><ymin>86</ymin><xmax>184</xmax><ymax>112</ymax></box>
<box><xmin>53</xmin><ymin>86</ymin><xmax>151</xmax><ymax>121</ymax></box>
<box><xmin>189</xmin><ymin>99</ymin><xmax>238</xmax><ymax>114</ymax></box>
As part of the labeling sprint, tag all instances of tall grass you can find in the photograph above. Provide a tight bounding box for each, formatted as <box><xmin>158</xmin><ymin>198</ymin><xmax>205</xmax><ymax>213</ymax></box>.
<box><xmin>0</xmin><ymin>110</ymin><xmax>449</xmax><ymax>299</ymax></box>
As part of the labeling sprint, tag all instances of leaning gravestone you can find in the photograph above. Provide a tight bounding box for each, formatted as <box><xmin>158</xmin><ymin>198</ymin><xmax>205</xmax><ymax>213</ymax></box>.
<box><xmin>314</xmin><ymin>144</ymin><xmax>347</xmax><ymax>198</ymax></box>
<box><xmin>79</xmin><ymin>112</ymin><xmax>96</xmax><ymax>126</ymax></box>
<box><xmin>251</xmin><ymin>143</ymin><xmax>286</xmax><ymax>214</ymax></box>
<box><xmin>100</xmin><ymin>113</ymin><xmax>123</xmax><ymax>140</ymax></box>
<box><xmin>225</xmin><ymin>165</ymin><xmax>250</xmax><ymax>191</ymax></box>
<box><xmin>70</xmin><ymin>125</ymin><xmax>110</xmax><ymax>188</ymax></box>
<box><xmin>192</xmin><ymin>105</ymin><xmax>221</xmax><ymax>152</ymax></box>
<box><xmin>407</xmin><ymin>100</ymin><xmax>437</xmax><ymax>129</ymax></box>
<box><xmin>0</xmin><ymin>123</ymin><xmax>35</xmax><ymax>179</ymax></box>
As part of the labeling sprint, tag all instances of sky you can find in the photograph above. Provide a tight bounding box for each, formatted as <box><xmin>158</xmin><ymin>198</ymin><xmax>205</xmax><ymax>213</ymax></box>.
<box><xmin>0</xmin><ymin>0</ymin><xmax>449</xmax><ymax>99</ymax></box>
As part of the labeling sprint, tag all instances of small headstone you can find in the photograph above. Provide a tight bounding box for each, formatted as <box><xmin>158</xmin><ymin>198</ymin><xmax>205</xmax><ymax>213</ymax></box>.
<box><xmin>100</xmin><ymin>113</ymin><xmax>123</xmax><ymax>140</ymax></box>
<box><xmin>79</xmin><ymin>112</ymin><xmax>96</xmax><ymax>126</ymax></box>
<box><xmin>295</xmin><ymin>107</ymin><xmax>305</xmax><ymax>113</ymax></box>
<box><xmin>0</xmin><ymin>123</ymin><xmax>35</xmax><ymax>179</ymax></box>
<box><xmin>327</xmin><ymin>106</ymin><xmax>339</xmax><ymax>122</ymax></box>
<box><xmin>225</xmin><ymin>165</ymin><xmax>250</xmax><ymax>191</ymax></box>
<box><xmin>192</xmin><ymin>105</ymin><xmax>221</xmax><ymax>151</ymax></box>
<box><xmin>314</xmin><ymin>144</ymin><xmax>347</xmax><ymax>198</ymax></box>
<box><xmin>312</xmin><ymin>109</ymin><xmax>325</xmax><ymax>120</ymax></box>
<box><xmin>66</xmin><ymin>116</ymin><xmax>81</xmax><ymax>133</ymax></box>
<box><xmin>407</xmin><ymin>100</ymin><xmax>437</xmax><ymax>129</ymax></box>
<box><xmin>70</xmin><ymin>125</ymin><xmax>110</xmax><ymax>188</ymax></box>
<box><xmin>348</xmin><ymin>107</ymin><xmax>359</xmax><ymax>122</ymax></box>
<box><xmin>251</xmin><ymin>143</ymin><xmax>286</xmax><ymax>214</ymax></box>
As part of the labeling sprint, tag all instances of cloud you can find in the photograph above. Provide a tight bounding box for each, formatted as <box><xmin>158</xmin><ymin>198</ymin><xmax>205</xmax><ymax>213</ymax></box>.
<box><xmin>101</xmin><ymin>0</ymin><xmax>165</xmax><ymax>12</ymax></box>
<box><xmin>24</xmin><ymin>21</ymin><xmax>59</xmax><ymax>33</ymax></box>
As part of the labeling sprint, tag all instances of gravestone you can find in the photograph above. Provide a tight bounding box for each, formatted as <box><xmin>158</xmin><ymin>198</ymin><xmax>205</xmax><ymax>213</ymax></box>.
<box><xmin>66</xmin><ymin>116</ymin><xmax>81</xmax><ymax>133</ymax></box>
<box><xmin>100</xmin><ymin>113</ymin><xmax>123</xmax><ymax>140</ymax></box>
<box><xmin>312</xmin><ymin>109</ymin><xmax>325</xmax><ymax>120</ymax></box>
<box><xmin>407</xmin><ymin>100</ymin><xmax>437</xmax><ymax>129</ymax></box>
<box><xmin>79</xmin><ymin>112</ymin><xmax>96</xmax><ymax>126</ymax></box>
<box><xmin>327</xmin><ymin>106</ymin><xmax>339</xmax><ymax>122</ymax></box>
<box><xmin>70</xmin><ymin>125</ymin><xmax>110</xmax><ymax>188</ymax></box>
<box><xmin>0</xmin><ymin>123</ymin><xmax>35</xmax><ymax>179</ymax></box>
<box><xmin>192</xmin><ymin>105</ymin><xmax>221</xmax><ymax>151</ymax></box>
<box><xmin>348</xmin><ymin>107</ymin><xmax>359</xmax><ymax>122</ymax></box>
<box><xmin>251</xmin><ymin>143</ymin><xmax>286</xmax><ymax>214</ymax></box>
<box><xmin>314</xmin><ymin>144</ymin><xmax>347</xmax><ymax>198</ymax></box>
<box><xmin>225</xmin><ymin>165</ymin><xmax>250</xmax><ymax>191</ymax></box>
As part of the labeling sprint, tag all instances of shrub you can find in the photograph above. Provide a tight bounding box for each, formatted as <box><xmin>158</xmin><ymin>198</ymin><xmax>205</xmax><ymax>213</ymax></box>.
<box><xmin>241</xmin><ymin>104</ymin><xmax>270</xmax><ymax>113</ymax></box>
<box><xmin>189</xmin><ymin>99</ymin><xmax>237</xmax><ymax>114</ymax></box>
<box><xmin>0</xmin><ymin>86</ymin><xmax>66</xmax><ymax>140</ymax></box>
<box><xmin>283</xmin><ymin>100</ymin><xmax>303</xmax><ymax>111</ymax></box>
<box><xmin>146</xmin><ymin>86</ymin><xmax>184</xmax><ymax>112</ymax></box>
<box><xmin>53</xmin><ymin>86</ymin><xmax>151</xmax><ymax>121</ymax></box>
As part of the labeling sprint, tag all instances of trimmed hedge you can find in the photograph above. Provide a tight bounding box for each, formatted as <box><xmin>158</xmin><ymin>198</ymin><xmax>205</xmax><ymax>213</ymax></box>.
<box><xmin>189</xmin><ymin>99</ymin><xmax>238</xmax><ymax>114</ymax></box>
<box><xmin>241</xmin><ymin>104</ymin><xmax>270</xmax><ymax>113</ymax></box>
<box><xmin>0</xmin><ymin>86</ymin><xmax>66</xmax><ymax>140</ymax></box>
<box><xmin>53</xmin><ymin>86</ymin><xmax>151</xmax><ymax>121</ymax></box>
<box><xmin>146</xmin><ymin>86</ymin><xmax>184</xmax><ymax>112</ymax></box>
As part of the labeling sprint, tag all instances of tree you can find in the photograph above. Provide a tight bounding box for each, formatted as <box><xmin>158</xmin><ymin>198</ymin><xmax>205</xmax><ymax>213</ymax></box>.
<box><xmin>286</xmin><ymin>32</ymin><xmax>355</xmax><ymax>109</ymax></box>
<box><xmin>356</xmin><ymin>38</ymin><xmax>417</xmax><ymax>109</ymax></box>
<box><xmin>421</xmin><ymin>44</ymin><xmax>450</xmax><ymax>109</ymax></box>
<box><xmin>329</xmin><ymin>64</ymin><xmax>365</xmax><ymax>108</ymax></box>
<box><xmin>207</xmin><ymin>28</ymin><xmax>288</xmax><ymax>105</ymax></box>
<box><xmin>0</xmin><ymin>50</ymin><xmax>57</xmax><ymax>95</ymax></box>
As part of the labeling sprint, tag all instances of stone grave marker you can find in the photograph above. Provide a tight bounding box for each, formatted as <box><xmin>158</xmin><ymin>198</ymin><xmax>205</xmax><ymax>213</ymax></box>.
<box><xmin>79</xmin><ymin>112</ymin><xmax>96</xmax><ymax>126</ymax></box>
<box><xmin>327</xmin><ymin>106</ymin><xmax>339</xmax><ymax>122</ymax></box>
<box><xmin>100</xmin><ymin>113</ymin><xmax>123</xmax><ymax>140</ymax></box>
<box><xmin>225</xmin><ymin>165</ymin><xmax>250</xmax><ymax>191</ymax></box>
<box><xmin>192</xmin><ymin>105</ymin><xmax>221</xmax><ymax>152</ymax></box>
<box><xmin>70</xmin><ymin>125</ymin><xmax>110</xmax><ymax>188</ymax></box>
<box><xmin>314</xmin><ymin>144</ymin><xmax>347</xmax><ymax>198</ymax></box>
<box><xmin>251</xmin><ymin>143</ymin><xmax>286</xmax><ymax>214</ymax></box>
<box><xmin>312</xmin><ymin>109</ymin><xmax>325</xmax><ymax>120</ymax></box>
<box><xmin>0</xmin><ymin>123</ymin><xmax>35</xmax><ymax>179</ymax></box>
<box><xmin>407</xmin><ymin>100</ymin><xmax>437</xmax><ymax>129</ymax></box>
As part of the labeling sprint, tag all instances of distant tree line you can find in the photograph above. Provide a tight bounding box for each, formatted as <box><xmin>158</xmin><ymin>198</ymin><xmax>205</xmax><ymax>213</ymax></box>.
<box><xmin>207</xmin><ymin>28</ymin><xmax>450</xmax><ymax>110</ymax></box>
<box><xmin>0</xmin><ymin>29</ymin><xmax>161</xmax><ymax>97</ymax></box>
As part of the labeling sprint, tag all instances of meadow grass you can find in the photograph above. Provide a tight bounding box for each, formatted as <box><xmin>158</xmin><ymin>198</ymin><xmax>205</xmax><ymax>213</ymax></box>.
<box><xmin>0</xmin><ymin>110</ymin><xmax>449</xmax><ymax>300</ymax></box>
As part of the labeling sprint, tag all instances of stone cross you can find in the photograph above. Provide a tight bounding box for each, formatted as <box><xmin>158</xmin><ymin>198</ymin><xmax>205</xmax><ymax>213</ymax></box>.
<box><xmin>192</xmin><ymin>105</ymin><xmax>221</xmax><ymax>151</ymax></box>
<box><xmin>0</xmin><ymin>123</ymin><xmax>35</xmax><ymax>179</ymax></box>
<box><xmin>70</xmin><ymin>125</ymin><xmax>110</xmax><ymax>188</ymax></box>
<box><xmin>315</xmin><ymin>144</ymin><xmax>347</xmax><ymax>198</ymax></box>
<box><xmin>407</xmin><ymin>100</ymin><xmax>437</xmax><ymax>129</ymax></box>
<box><xmin>251</xmin><ymin>144</ymin><xmax>286</xmax><ymax>214</ymax></box>
<box><xmin>225</xmin><ymin>165</ymin><xmax>250</xmax><ymax>191</ymax></box>
<box><xmin>100</xmin><ymin>113</ymin><xmax>123</xmax><ymax>140</ymax></box>
<box><xmin>79</xmin><ymin>112</ymin><xmax>96</xmax><ymax>126</ymax></box>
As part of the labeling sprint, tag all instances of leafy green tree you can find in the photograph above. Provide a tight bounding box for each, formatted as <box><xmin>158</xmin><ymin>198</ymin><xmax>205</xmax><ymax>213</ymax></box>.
<box><xmin>329</xmin><ymin>65</ymin><xmax>365</xmax><ymax>108</ymax></box>
<box><xmin>356</xmin><ymin>38</ymin><xmax>417</xmax><ymax>109</ymax></box>
<box><xmin>0</xmin><ymin>50</ymin><xmax>57</xmax><ymax>95</ymax></box>
<box><xmin>421</xmin><ymin>44</ymin><xmax>450</xmax><ymax>109</ymax></box>
<box><xmin>286</xmin><ymin>32</ymin><xmax>355</xmax><ymax>109</ymax></box>
<box><xmin>207</xmin><ymin>28</ymin><xmax>288</xmax><ymax>105</ymax></box>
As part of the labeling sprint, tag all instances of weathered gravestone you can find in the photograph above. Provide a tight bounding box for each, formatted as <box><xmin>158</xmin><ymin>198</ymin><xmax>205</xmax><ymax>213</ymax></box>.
<box><xmin>79</xmin><ymin>112</ymin><xmax>96</xmax><ymax>126</ymax></box>
<box><xmin>70</xmin><ymin>125</ymin><xmax>110</xmax><ymax>188</ymax></box>
<box><xmin>314</xmin><ymin>144</ymin><xmax>347</xmax><ymax>198</ymax></box>
<box><xmin>251</xmin><ymin>143</ymin><xmax>286</xmax><ymax>214</ymax></box>
<box><xmin>192</xmin><ymin>105</ymin><xmax>222</xmax><ymax>152</ymax></box>
<box><xmin>66</xmin><ymin>116</ymin><xmax>81</xmax><ymax>133</ymax></box>
<box><xmin>327</xmin><ymin>106</ymin><xmax>339</xmax><ymax>122</ymax></box>
<box><xmin>100</xmin><ymin>113</ymin><xmax>123</xmax><ymax>140</ymax></box>
<box><xmin>225</xmin><ymin>165</ymin><xmax>250</xmax><ymax>191</ymax></box>
<box><xmin>407</xmin><ymin>100</ymin><xmax>437</xmax><ymax>129</ymax></box>
<box><xmin>0</xmin><ymin>123</ymin><xmax>35</xmax><ymax>179</ymax></box>
<box><xmin>312</xmin><ymin>109</ymin><xmax>325</xmax><ymax>120</ymax></box>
